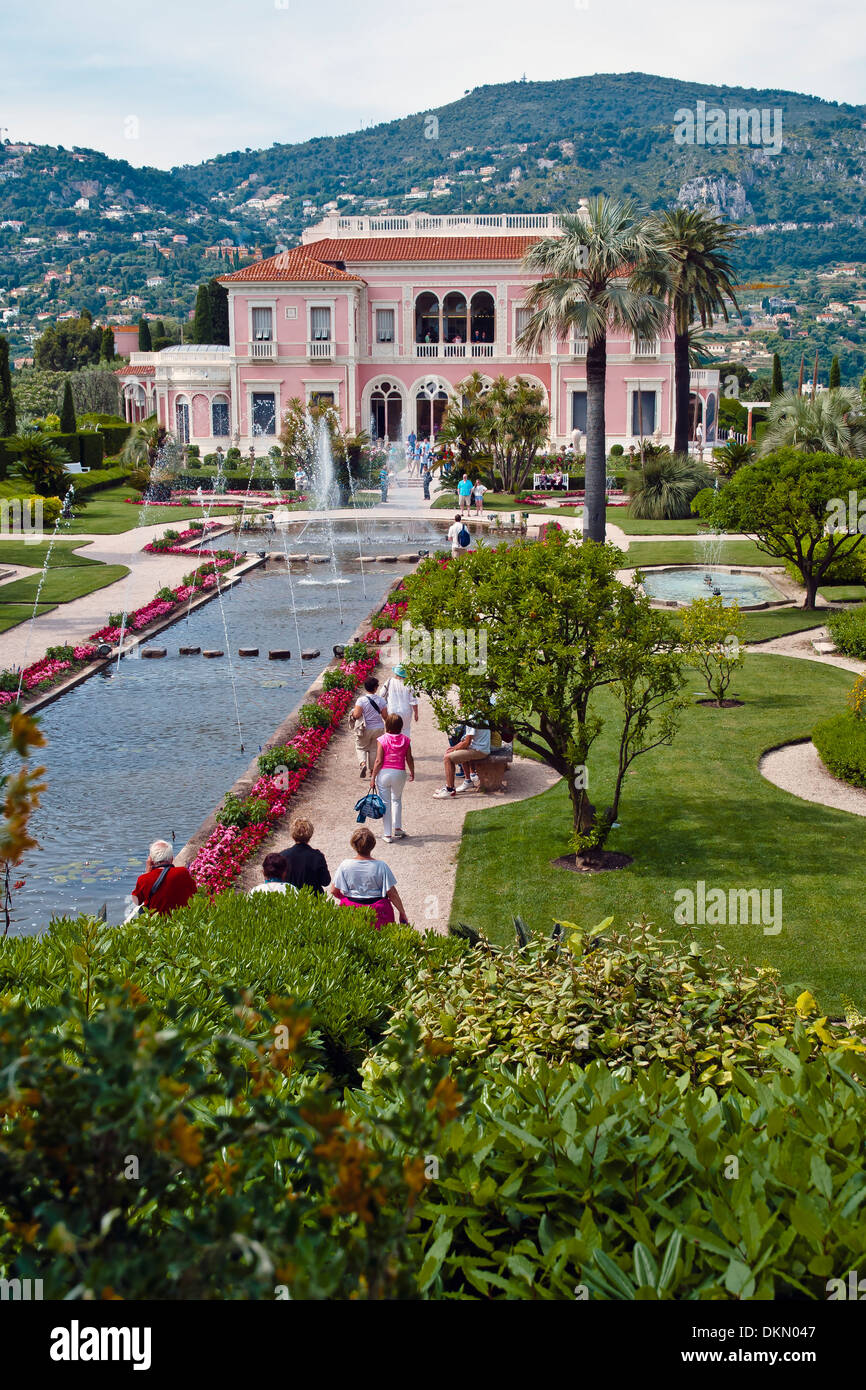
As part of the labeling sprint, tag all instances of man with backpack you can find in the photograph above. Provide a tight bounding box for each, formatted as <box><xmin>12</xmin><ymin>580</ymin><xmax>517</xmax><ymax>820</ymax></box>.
<box><xmin>447</xmin><ymin>512</ymin><xmax>472</xmax><ymax>557</ymax></box>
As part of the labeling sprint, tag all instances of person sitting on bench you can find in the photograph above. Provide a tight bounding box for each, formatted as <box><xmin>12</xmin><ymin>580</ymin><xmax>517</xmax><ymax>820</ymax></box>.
<box><xmin>433</xmin><ymin>723</ymin><xmax>491</xmax><ymax>797</ymax></box>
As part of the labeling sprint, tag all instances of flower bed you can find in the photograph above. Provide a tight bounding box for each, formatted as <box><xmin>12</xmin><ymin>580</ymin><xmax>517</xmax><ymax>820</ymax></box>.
<box><xmin>189</xmin><ymin>650</ymin><xmax>378</xmax><ymax>896</ymax></box>
<box><xmin>123</xmin><ymin>497</ymin><xmax>248</xmax><ymax>509</ymax></box>
<box><xmin>88</xmin><ymin>558</ymin><xmax>235</xmax><ymax>644</ymax></box>
<box><xmin>0</xmin><ymin>645</ymin><xmax>100</xmax><ymax>708</ymax></box>
<box><xmin>142</xmin><ymin>523</ymin><xmax>224</xmax><ymax>553</ymax></box>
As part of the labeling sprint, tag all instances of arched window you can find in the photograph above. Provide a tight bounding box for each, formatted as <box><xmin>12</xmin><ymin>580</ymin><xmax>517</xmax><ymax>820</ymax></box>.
<box><xmin>212</xmin><ymin>394</ymin><xmax>230</xmax><ymax>437</ymax></box>
<box><xmin>415</xmin><ymin>292</ymin><xmax>440</xmax><ymax>345</ymax></box>
<box><xmin>415</xmin><ymin>379</ymin><xmax>450</xmax><ymax>439</ymax></box>
<box><xmin>470</xmin><ymin>292</ymin><xmax>495</xmax><ymax>353</ymax></box>
<box><xmin>191</xmin><ymin>394</ymin><xmax>209</xmax><ymax>439</ymax></box>
<box><xmin>370</xmin><ymin>380</ymin><xmax>403</xmax><ymax>442</ymax></box>
<box><xmin>442</xmin><ymin>292</ymin><xmax>467</xmax><ymax>351</ymax></box>
<box><xmin>175</xmin><ymin>395</ymin><xmax>190</xmax><ymax>444</ymax></box>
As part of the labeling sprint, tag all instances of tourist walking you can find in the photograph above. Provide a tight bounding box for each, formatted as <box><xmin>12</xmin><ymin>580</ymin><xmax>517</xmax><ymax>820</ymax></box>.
<box><xmin>350</xmin><ymin>674</ymin><xmax>387</xmax><ymax>777</ymax></box>
<box><xmin>447</xmin><ymin>512</ymin><xmax>471</xmax><ymax>557</ymax></box>
<box><xmin>420</xmin><ymin>457</ymin><xmax>432</xmax><ymax>500</ymax></box>
<box><xmin>382</xmin><ymin>664</ymin><xmax>419</xmax><ymax>725</ymax></box>
<box><xmin>278</xmin><ymin>817</ymin><xmax>331</xmax><ymax>894</ymax></box>
<box><xmin>329</xmin><ymin>826</ymin><xmax>409</xmax><ymax>928</ymax></box>
<box><xmin>472</xmin><ymin>477</ymin><xmax>487</xmax><ymax>514</ymax></box>
<box><xmin>131</xmin><ymin>839</ymin><xmax>197</xmax><ymax>916</ymax></box>
<box><xmin>433</xmin><ymin>722</ymin><xmax>491</xmax><ymax>797</ymax></box>
<box><xmin>369</xmin><ymin>712</ymin><xmax>415</xmax><ymax>842</ymax></box>
<box><xmin>457</xmin><ymin>473</ymin><xmax>473</xmax><ymax>511</ymax></box>
<box><xmin>249</xmin><ymin>853</ymin><xmax>295</xmax><ymax>895</ymax></box>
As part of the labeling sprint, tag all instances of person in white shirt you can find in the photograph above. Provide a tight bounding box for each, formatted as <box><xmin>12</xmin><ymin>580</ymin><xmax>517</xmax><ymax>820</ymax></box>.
<box><xmin>383</xmin><ymin>665</ymin><xmax>419</xmax><ymax>725</ymax></box>
<box><xmin>472</xmin><ymin>479</ymin><xmax>487</xmax><ymax>514</ymax></box>
<box><xmin>249</xmin><ymin>853</ymin><xmax>297</xmax><ymax>894</ymax></box>
<box><xmin>350</xmin><ymin>674</ymin><xmax>387</xmax><ymax>777</ymax></box>
<box><xmin>434</xmin><ymin>724</ymin><xmax>491</xmax><ymax>797</ymax></box>
<box><xmin>447</xmin><ymin>513</ymin><xmax>466</xmax><ymax>557</ymax></box>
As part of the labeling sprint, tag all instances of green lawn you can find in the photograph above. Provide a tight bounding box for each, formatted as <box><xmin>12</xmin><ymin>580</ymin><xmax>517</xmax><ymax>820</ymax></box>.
<box><xmin>0</xmin><ymin>564</ymin><xmax>129</xmax><ymax>605</ymax></box>
<box><xmin>452</xmin><ymin>654</ymin><xmax>862</xmax><ymax>1011</ymax></box>
<box><xmin>63</xmin><ymin>485</ymin><xmax>227</xmax><ymax>535</ymax></box>
<box><xmin>623</xmin><ymin>539</ymin><xmax>772</xmax><ymax>569</ymax></box>
<box><xmin>819</xmin><ymin>585</ymin><xmax>866</xmax><ymax>604</ymax></box>
<box><xmin>0</xmin><ymin>603</ymin><xmax>57</xmax><ymax>633</ymax></box>
<box><xmin>0</xmin><ymin>539</ymin><xmax>101</xmax><ymax>569</ymax></box>
<box><xmin>544</xmin><ymin>505</ymin><xmax>704</xmax><ymax>534</ymax></box>
<box><xmin>665</xmin><ymin>606</ymin><xmax>829</xmax><ymax>643</ymax></box>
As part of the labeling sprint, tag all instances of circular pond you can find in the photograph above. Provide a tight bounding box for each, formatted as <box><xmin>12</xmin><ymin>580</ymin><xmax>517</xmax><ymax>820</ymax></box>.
<box><xmin>641</xmin><ymin>566</ymin><xmax>787</xmax><ymax>609</ymax></box>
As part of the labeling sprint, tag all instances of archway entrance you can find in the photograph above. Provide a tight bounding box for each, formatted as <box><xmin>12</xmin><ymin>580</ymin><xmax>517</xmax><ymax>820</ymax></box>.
<box><xmin>415</xmin><ymin>380</ymin><xmax>449</xmax><ymax>439</ymax></box>
<box><xmin>370</xmin><ymin>381</ymin><xmax>403</xmax><ymax>441</ymax></box>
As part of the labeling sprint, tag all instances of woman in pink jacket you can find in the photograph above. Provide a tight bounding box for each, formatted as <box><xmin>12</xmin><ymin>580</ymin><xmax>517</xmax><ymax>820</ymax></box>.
<box><xmin>369</xmin><ymin>712</ymin><xmax>415</xmax><ymax>842</ymax></box>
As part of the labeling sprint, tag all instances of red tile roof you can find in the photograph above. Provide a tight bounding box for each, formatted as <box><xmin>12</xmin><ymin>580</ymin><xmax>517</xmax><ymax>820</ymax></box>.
<box><xmin>115</xmin><ymin>364</ymin><xmax>155</xmax><ymax>376</ymax></box>
<box><xmin>305</xmin><ymin>235</ymin><xmax>540</xmax><ymax>264</ymax></box>
<box><xmin>219</xmin><ymin>247</ymin><xmax>365</xmax><ymax>283</ymax></box>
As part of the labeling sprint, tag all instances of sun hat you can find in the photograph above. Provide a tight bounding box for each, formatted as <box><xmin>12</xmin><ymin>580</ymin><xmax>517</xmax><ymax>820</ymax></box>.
<box><xmin>393</xmin><ymin>664</ymin><xmax>407</xmax><ymax>678</ymax></box>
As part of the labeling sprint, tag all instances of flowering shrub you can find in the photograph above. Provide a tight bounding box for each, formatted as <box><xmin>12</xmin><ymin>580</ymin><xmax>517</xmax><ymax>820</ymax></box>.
<box><xmin>88</xmin><ymin>559</ymin><xmax>234</xmax><ymax>644</ymax></box>
<box><xmin>190</xmin><ymin>647</ymin><xmax>376</xmax><ymax>896</ymax></box>
<box><xmin>0</xmin><ymin>645</ymin><xmax>102</xmax><ymax>708</ymax></box>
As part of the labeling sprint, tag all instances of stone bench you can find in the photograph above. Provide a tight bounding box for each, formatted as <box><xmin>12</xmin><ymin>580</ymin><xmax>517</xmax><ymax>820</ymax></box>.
<box><xmin>474</xmin><ymin>743</ymin><xmax>514</xmax><ymax>793</ymax></box>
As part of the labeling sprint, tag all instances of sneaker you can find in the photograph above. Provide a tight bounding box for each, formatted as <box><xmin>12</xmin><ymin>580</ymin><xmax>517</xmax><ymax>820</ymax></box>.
<box><xmin>394</xmin><ymin>828</ymin><xmax>408</xmax><ymax>838</ymax></box>
<box><xmin>359</xmin><ymin>765</ymin><xmax>368</xmax><ymax>778</ymax></box>
<box><xmin>433</xmin><ymin>786</ymin><xmax>456</xmax><ymax>798</ymax></box>
<box><xmin>383</xmin><ymin>834</ymin><xmax>393</xmax><ymax>843</ymax></box>
<box><xmin>457</xmin><ymin>779</ymin><xmax>474</xmax><ymax>792</ymax></box>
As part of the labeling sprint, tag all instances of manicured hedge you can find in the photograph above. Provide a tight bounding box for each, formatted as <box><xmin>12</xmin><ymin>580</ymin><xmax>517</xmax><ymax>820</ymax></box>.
<box><xmin>813</xmin><ymin>708</ymin><xmax>866</xmax><ymax>787</ymax></box>
<box><xmin>77</xmin><ymin>431</ymin><xmax>105</xmax><ymax>470</ymax></box>
<box><xmin>828</xmin><ymin>604</ymin><xmax>866</xmax><ymax>658</ymax></box>
<box><xmin>174</xmin><ymin>472</ymin><xmax>297</xmax><ymax>492</ymax></box>
<box><xmin>70</xmin><ymin>465</ymin><xmax>133</xmax><ymax>496</ymax></box>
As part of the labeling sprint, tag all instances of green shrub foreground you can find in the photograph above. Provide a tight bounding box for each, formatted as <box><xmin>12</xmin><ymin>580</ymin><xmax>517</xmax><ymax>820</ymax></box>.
<box><xmin>813</xmin><ymin>709</ymin><xmax>866</xmax><ymax>787</ymax></box>
<box><xmin>2</xmin><ymin>901</ymin><xmax>866</xmax><ymax>1300</ymax></box>
<box><xmin>828</xmin><ymin>604</ymin><xmax>866</xmax><ymax>659</ymax></box>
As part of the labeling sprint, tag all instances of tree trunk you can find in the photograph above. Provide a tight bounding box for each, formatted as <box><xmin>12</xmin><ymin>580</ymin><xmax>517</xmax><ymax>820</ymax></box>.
<box><xmin>803</xmin><ymin>569</ymin><xmax>818</xmax><ymax>609</ymax></box>
<box><xmin>673</xmin><ymin>328</ymin><xmax>691</xmax><ymax>456</ymax></box>
<box><xmin>584</xmin><ymin>337</ymin><xmax>607</xmax><ymax>542</ymax></box>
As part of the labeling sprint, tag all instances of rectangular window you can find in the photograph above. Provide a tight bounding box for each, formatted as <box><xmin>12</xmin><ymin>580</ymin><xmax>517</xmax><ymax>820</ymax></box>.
<box><xmin>631</xmin><ymin>390</ymin><xmax>657</xmax><ymax>435</ymax></box>
<box><xmin>571</xmin><ymin>391</ymin><xmax>587</xmax><ymax>432</ymax></box>
<box><xmin>375</xmin><ymin>308</ymin><xmax>395</xmax><ymax>342</ymax></box>
<box><xmin>251</xmin><ymin>307</ymin><xmax>273</xmax><ymax>341</ymax></box>
<box><xmin>211</xmin><ymin>401</ymin><xmax>229</xmax><ymax>436</ymax></box>
<box><xmin>515</xmin><ymin>307</ymin><xmax>532</xmax><ymax>339</ymax></box>
<box><xmin>310</xmin><ymin>391</ymin><xmax>335</xmax><ymax>407</ymax></box>
<box><xmin>251</xmin><ymin>392</ymin><xmax>276</xmax><ymax>436</ymax></box>
<box><xmin>311</xmin><ymin>307</ymin><xmax>331</xmax><ymax>341</ymax></box>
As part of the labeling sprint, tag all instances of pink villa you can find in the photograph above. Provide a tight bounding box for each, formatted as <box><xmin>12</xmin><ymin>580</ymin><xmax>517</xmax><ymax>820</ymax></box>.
<box><xmin>117</xmin><ymin>212</ymin><xmax>719</xmax><ymax>452</ymax></box>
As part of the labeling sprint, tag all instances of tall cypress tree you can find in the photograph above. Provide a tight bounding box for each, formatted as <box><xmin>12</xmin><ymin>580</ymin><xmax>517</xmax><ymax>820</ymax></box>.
<box><xmin>829</xmin><ymin>355</ymin><xmax>841</xmax><ymax>389</ymax></box>
<box><xmin>138</xmin><ymin>317</ymin><xmax>152</xmax><ymax>351</ymax></box>
<box><xmin>193</xmin><ymin>284</ymin><xmax>214</xmax><ymax>344</ymax></box>
<box><xmin>60</xmin><ymin>378</ymin><xmax>76</xmax><ymax>433</ymax></box>
<box><xmin>771</xmin><ymin>353</ymin><xmax>784</xmax><ymax>397</ymax></box>
<box><xmin>0</xmin><ymin>334</ymin><xmax>15</xmax><ymax>437</ymax></box>
<box><xmin>208</xmin><ymin>278</ymin><xmax>230</xmax><ymax>345</ymax></box>
<box><xmin>100</xmin><ymin>326</ymin><xmax>115</xmax><ymax>361</ymax></box>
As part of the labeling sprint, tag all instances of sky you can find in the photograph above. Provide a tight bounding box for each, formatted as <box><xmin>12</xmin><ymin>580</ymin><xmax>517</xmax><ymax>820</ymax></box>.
<box><xmin>2</xmin><ymin>0</ymin><xmax>864</xmax><ymax>169</ymax></box>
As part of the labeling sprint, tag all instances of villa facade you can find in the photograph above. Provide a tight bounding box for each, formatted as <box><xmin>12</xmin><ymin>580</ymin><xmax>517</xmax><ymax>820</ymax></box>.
<box><xmin>117</xmin><ymin>212</ymin><xmax>720</xmax><ymax>452</ymax></box>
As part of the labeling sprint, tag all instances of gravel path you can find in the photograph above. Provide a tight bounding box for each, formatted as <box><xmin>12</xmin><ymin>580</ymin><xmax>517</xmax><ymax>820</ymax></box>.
<box><xmin>236</xmin><ymin>680</ymin><xmax>559</xmax><ymax>932</ymax></box>
<box><xmin>760</xmin><ymin>740</ymin><xmax>866</xmax><ymax>817</ymax></box>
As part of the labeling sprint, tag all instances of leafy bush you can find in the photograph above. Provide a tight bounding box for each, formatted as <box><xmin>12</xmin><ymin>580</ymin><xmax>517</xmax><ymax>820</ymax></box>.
<box><xmin>298</xmin><ymin>702</ymin><xmax>334</xmax><ymax>730</ymax></box>
<box><xmin>155</xmin><ymin>586</ymin><xmax>176</xmax><ymax>602</ymax></box>
<box><xmin>215</xmin><ymin>792</ymin><xmax>271</xmax><ymax>829</ymax></box>
<box><xmin>0</xmin><ymin>901</ymin><xmax>465</xmax><ymax>1087</ymax></box>
<box><xmin>257</xmin><ymin>744</ymin><xmax>307</xmax><ymax>776</ymax></box>
<box><xmin>44</xmin><ymin>644</ymin><xmax>75</xmax><ymax>661</ymax></box>
<box><xmin>381</xmin><ymin>919</ymin><xmax>860</xmax><ymax>1085</ymax></box>
<box><xmin>322</xmin><ymin>668</ymin><xmax>358</xmax><ymax>692</ymax></box>
<box><xmin>609</xmin><ymin>443</ymin><xmax>624</xmax><ymax>456</ymax></box>
<box><xmin>371</xmin><ymin>1039</ymin><xmax>866</xmax><ymax>1300</ymax></box>
<box><xmin>0</xmin><ymin>985</ymin><xmax>461</xmax><ymax>1299</ymax></box>
<box><xmin>343</xmin><ymin>641</ymin><xmax>372</xmax><ymax>663</ymax></box>
<box><xmin>0</xmin><ymin>670</ymin><xmax>19</xmax><ymax>692</ymax></box>
<box><xmin>813</xmin><ymin>709</ymin><xmax>866</xmax><ymax>787</ymax></box>
<box><xmin>828</xmin><ymin>604</ymin><xmax>866</xmax><ymax>658</ymax></box>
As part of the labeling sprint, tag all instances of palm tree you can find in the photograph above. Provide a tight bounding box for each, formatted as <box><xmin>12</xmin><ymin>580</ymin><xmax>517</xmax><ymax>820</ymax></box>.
<box><xmin>120</xmin><ymin>416</ymin><xmax>167</xmax><ymax>469</ymax></box>
<box><xmin>627</xmin><ymin>454</ymin><xmax>711</xmax><ymax>520</ymax></box>
<box><xmin>641</xmin><ymin>209</ymin><xmax>739</xmax><ymax>456</ymax></box>
<box><xmin>518</xmin><ymin>198</ymin><xmax>669</xmax><ymax>542</ymax></box>
<box><xmin>9</xmin><ymin>428</ymin><xmax>73</xmax><ymax>497</ymax></box>
<box><xmin>759</xmin><ymin>389</ymin><xmax>866</xmax><ymax>457</ymax></box>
